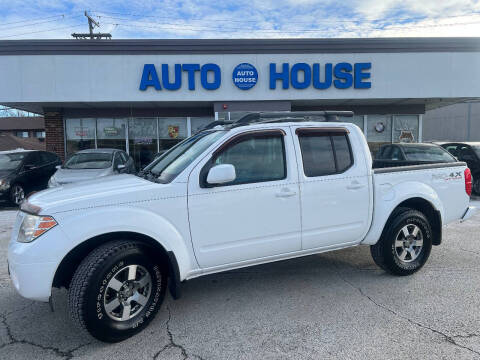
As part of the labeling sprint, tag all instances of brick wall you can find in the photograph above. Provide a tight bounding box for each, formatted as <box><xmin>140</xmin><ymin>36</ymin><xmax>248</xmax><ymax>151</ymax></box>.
<box><xmin>44</xmin><ymin>110</ymin><xmax>65</xmax><ymax>161</ymax></box>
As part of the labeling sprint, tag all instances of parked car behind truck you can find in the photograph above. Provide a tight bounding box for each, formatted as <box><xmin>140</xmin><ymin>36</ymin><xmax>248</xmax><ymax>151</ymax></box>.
<box><xmin>8</xmin><ymin>112</ymin><xmax>476</xmax><ymax>342</ymax></box>
<box><xmin>0</xmin><ymin>149</ymin><xmax>61</xmax><ymax>205</ymax></box>
<box><xmin>440</xmin><ymin>142</ymin><xmax>480</xmax><ymax>195</ymax></box>
<box><xmin>373</xmin><ymin>143</ymin><xmax>456</xmax><ymax>169</ymax></box>
<box><xmin>48</xmin><ymin>148</ymin><xmax>135</xmax><ymax>187</ymax></box>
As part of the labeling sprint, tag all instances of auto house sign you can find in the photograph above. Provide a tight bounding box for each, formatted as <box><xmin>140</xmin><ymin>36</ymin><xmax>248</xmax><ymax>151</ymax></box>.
<box><xmin>139</xmin><ymin>62</ymin><xmax>372</xmax><ymax>91</ymax></box>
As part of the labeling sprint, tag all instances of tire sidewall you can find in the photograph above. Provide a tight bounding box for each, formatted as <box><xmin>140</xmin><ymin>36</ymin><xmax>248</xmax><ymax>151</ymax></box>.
<box><xmin>85</xmin><ymin>248</ymin><xmax>166</xmax><ymax>341</ymax></box>
<box><xmin>384</xmin><ymin>211</ymin><xmax>432</xmax><ymax>274</ymax></box>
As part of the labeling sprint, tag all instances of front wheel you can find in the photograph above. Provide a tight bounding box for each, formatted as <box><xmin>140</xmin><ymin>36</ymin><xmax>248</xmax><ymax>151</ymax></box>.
<box><xmin>370</xmin><ymin>208</ymin><xmax>433</xmax><ymax>276</ymax></box>
<box><xmin>68</xmin><ymin>240</ymin><xmax>167</xmax><ymax>342</ymax></box>
<box><xmin>9</xmin><ymin>184</ymin><xmax>25</xmax><ymax>206</ymax></box>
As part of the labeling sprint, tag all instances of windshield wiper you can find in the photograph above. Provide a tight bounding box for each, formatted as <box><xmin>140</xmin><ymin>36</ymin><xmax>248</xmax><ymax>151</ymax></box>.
<box><xmin>137</xmin><ymin>169</ymin><xmax>160</xmax><ymax>183</ymax></box>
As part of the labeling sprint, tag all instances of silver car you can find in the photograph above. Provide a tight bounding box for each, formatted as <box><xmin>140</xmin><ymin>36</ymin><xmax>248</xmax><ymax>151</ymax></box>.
<box><xmin>48</xmin><ymin>149</ymin><xmax>135</xmax><ymax>187</ymax></box>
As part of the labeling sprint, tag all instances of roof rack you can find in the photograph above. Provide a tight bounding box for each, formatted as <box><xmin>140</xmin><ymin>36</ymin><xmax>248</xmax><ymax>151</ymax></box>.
<box><xmin>234</xmin><ymin>111</ymin><xmax>353</xmax><ymax>126</ymax></box>
<box><xmin>199</xmin><ymin>111</ymin><xmax>354</xmax><ymax>132</ymax></box>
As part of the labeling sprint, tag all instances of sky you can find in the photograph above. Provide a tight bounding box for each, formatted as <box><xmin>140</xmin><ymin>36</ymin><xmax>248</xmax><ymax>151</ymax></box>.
<box><xmin>0</xmin><ymin>0</ymin><xmax>480</xmax><ymax>39</ymax></box>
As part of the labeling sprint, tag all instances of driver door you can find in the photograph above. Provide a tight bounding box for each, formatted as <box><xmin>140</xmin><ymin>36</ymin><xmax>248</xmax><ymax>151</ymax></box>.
<box><xmin>187</xmin><ymin>128</ymin><xmax>301</xmax><ymax>268</ymax></box>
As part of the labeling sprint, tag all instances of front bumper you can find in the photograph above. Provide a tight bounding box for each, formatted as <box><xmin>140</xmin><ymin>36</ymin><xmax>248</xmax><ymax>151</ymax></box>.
<box><xmin>0</xmin><ymin>187</ymin><xmax>10</xmax><ymax>200</ymax></box>
<box><xmin>8</xmin><ymin>218</ymin><xmax>69</xmax><ymax>302</ymax></box>
<box><xmin>8</xmin><ymin>258</ymin><xmax>57</xmax><ymax>302</ymax></box>
<box><xmin>461</xmin><ymin>206</ymin><xmax>477</xmax><ymax>222</ymax></box>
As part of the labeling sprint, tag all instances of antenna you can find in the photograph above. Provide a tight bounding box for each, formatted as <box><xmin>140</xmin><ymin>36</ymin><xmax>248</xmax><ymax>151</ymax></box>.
<box><xmin>72</xmin><ymin>11</ymin><xmax>112</xmax><ymax>39</ymax></box>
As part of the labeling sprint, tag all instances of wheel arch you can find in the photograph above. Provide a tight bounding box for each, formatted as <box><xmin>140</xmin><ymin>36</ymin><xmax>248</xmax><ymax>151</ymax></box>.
<box><xmin>52</xmin><ymin>231</ymin><xmax>182</xmax><ymax>299</ymax></box>
<box><xmin>381</xmin><ymin>197</ymin><xmax>442</xmax><ymax>246</ymax></box>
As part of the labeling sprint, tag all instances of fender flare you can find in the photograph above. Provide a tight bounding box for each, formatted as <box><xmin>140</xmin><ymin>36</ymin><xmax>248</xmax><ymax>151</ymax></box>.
<box><xmin>362</xmin><ymin>181</ymin><xmax>444</xmax><ymax>245</ymax></box>
<box><xmin>52</xmin><ymin>206</ymin><xmax>195</xmax><ymax>282</ymax></box>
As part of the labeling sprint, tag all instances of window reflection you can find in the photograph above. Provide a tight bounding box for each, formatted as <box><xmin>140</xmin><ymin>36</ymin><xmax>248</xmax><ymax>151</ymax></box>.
<box><xmin>65</xmin><ymin>118</ymin><xmax>96</xmax><ymax>156</ymax></box>
<box><xmin>128</xmin><ymin>118</ymin><xmax>158</xmax><ymax>170</ymax></box>
<box><xmin>97</xmin><ymin>118</ymin><xmax>127</xmax><ymax>150</ymax></box>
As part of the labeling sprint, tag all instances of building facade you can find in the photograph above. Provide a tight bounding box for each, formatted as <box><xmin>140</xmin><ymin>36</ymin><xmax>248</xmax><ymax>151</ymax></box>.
<box><xmin>0</xmin><ymin>38</ymin><xmax>479</xmax><ymax>168</ymax></box>
<box><xmin>0</xmin><ymin>116</ymin><xmax>45</xmax><ymax>139</ymax></box>
<box><xmin>423</xmin><ymin>101</ymin><xmax>480</xmax><ymax>142</ymax></box>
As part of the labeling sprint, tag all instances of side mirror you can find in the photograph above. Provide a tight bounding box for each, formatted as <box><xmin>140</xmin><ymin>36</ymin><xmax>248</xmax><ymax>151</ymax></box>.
<box><xmin>116</xmin><ymin>164</ymin><xmax>126</xmax><ymax>172</ymax></box>
<box><xmin>55</xmin><ymin>165</ymin><xmax>61</xmax><ymax>170</ymax></box>
<box><xmin>207</xmin><ymin>164</ymin><xmax>236</xmax><ymax>185</ymax></box>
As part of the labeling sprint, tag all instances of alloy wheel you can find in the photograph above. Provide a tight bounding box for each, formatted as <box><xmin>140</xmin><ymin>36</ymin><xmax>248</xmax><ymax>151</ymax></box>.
<box><xmin>394</xmin><ymin>224</ymin><xmax>423</xmax><ymax>263</ymax></box>
<box><xmin>12</xmin><ymin>185</ymin><xmax>25</xmax><ymax>205</ymax></box>
<box><xmin>103</xmin><ymin>264</ymin><xmax>152</xmax><ymax>321</ymax></box>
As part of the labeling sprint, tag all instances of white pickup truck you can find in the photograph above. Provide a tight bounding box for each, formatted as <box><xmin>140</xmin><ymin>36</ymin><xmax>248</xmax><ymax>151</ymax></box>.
<box><xmin>8</xmin><ymin>112</ymin><xmax>476</xmax><ymax>342</ymax></box>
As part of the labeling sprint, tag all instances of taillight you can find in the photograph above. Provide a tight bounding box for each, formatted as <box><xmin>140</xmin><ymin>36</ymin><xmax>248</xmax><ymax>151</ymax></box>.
<box><xmin>465</xmin><ymin>168</ymin><xmax>472</xmax><ymax>196</ymax></box>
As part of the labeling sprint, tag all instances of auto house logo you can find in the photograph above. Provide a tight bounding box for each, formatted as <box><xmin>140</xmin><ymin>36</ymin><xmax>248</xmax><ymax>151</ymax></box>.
<box><xmin>232</xmin><ymin>63</ymin><xmax>258</xmax><ymax>90</ymax></box>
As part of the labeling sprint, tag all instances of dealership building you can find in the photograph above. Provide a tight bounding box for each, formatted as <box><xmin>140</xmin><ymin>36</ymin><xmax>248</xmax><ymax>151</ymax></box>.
<box><xmin>0</xmin><ymin>38</ymin><xmax>479</xmax><ymax>168</ymax></box>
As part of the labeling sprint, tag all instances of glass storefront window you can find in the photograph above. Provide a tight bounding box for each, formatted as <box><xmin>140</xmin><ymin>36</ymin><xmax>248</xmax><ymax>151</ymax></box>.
<box><xmin>191</xmin><ymin>117</ymin><xmax>215</xmax><ymax>134</ymax></box>
<box><xmin>65</xmin><ymin>118</ymin><xmax>96</xmax><ymax>156</ymax></box>
<box><xmin>367</xmin><ymin>115</ymin><xmax>392</xmax><ymax>156</ymax></box>
<box><xmin>157</xmin><ymin>117</ymin><xmax>188</xmax><ymax>160</ymax></box>
<box><xmin>128</xmin><ymin>118</ymin><xmax>158</xmax><ymax>169</ymax></box>
<box><xmin>96</xmin><ymin>118</ymin><xmax>127</xmax><ymax>150</ymax></box>
<box><xmin>393</xmin><ymin>115</ymin><xmax>419</xmax><ymax>143</ymax></box>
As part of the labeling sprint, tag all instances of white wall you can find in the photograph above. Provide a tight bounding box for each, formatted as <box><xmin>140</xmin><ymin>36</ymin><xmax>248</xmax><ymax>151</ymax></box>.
<box><xmin>0</xmin><ymin>52</ymin><xmax>479</xmax><ymax>103</ymax></box>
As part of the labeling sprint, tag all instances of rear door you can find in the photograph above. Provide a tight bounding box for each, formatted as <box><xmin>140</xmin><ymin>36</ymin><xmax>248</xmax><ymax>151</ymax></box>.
<box><xmin>292</xmin><ymin>126</ymin><xmax>371</xmax><ymax>250</ymax></box>
<box><xmin>188</xmin><ymin>127</ymin><xmax>302</xmax><ymax>268</ymax></box>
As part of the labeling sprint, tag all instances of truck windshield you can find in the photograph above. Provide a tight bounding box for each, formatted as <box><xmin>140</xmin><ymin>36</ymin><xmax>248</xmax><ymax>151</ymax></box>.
<box><xmin>0</xmin><ymin>153</ymin><xmax>26</xmax><ymax>170</ymax></box>
<box><xmin>403</xmin><ymin>145</ymin><xmax>456</xmax><ymax>162</ymax></box>
<box><xmin>64</xmin><ymin>153</ymin><xmax>113</xmax><ymax>169</ymax></box>
<box><xmin>143</xmin><ymin>130</ymin><xmax>225</xmax><ymax>183</ymax></box>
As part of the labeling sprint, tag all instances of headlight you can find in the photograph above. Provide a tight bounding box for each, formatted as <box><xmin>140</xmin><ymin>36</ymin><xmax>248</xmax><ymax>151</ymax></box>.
<box><xmin>48</xmin><ymin>176</ymin><xmax>58</xmax><ymax>188</ymax></box>
<box><xmin>17</xmin><ymin>214</ymin><xmax>57</xmax><ymax>243</ymax></box>
<box><xmin>0</xmin><ymin>178</ymin><xmax>9</xmax><ymax>190</ymax></box>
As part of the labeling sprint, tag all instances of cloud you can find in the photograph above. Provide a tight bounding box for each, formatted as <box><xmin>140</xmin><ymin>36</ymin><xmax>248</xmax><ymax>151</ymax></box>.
<box><xmin>0</xmin><ymin>0</ymin><xmax>480</xmax><ymax>39</ymax></box>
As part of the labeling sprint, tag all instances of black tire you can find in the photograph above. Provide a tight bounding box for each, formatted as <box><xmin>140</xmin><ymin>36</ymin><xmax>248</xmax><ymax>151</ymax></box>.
<box><xmin>473</xmin><ymin>176</ymin><xmax>480</xmax><ymax>196</ymax></box>
<box><xmin>9</xmin><ymin>183</ymin><xmax>25</xmax><ymax>206</ymax></box>
<box><xmin>68</xmin><ymin>240</ymin><xmax>167</xmax><ymax>342</ymax></box>
<box><xmin>370</xmin><ymin>207</ymin><xmax>433</xmax><ymax>276</ymax></box>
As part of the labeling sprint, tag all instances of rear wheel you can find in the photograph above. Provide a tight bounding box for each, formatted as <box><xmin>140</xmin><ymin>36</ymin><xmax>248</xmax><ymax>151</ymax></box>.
<box><xmin>68</xmin><ymin>240</ymin><xmax>167</xmax><ymax>342</ymax></box>
<box><xmin>370</xmin><ymin>208</ymin><xmax>432</xmax><ymax>276</ymax></box>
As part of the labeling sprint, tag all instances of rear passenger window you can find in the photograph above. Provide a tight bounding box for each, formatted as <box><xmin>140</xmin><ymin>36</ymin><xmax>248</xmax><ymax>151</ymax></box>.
<box><xmin>331</xmin><ymin>135</ymin><xmax>352</xmax><ymax>172</ymax></box>
<box><xmin>298</xmin><ymin>130</ymin><xmax>353</xmax><ymax>177</ymax></box>
<box><xmin>298</xmin><ymin>135</ymin><xmax>336</xmax><ymax>176</ymax></box>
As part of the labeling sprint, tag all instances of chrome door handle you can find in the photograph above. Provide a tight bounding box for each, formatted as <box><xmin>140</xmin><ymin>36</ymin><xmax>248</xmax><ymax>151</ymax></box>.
<box><xmin>275</xmin><ymin>189</ymin><xmax>297</xmax><ymax>198</ymax></box>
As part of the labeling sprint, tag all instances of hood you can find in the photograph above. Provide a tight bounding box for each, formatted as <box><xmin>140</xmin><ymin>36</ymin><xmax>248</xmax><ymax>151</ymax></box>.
<box><xmin>52</xmin><ymin>167</ymin><xmax>112</xmax><ymax>185</ymax></box>
<box><xmin>27</xmin><ymin>174</ymin><xmax>160</xmax><ymax>214</ymax></box>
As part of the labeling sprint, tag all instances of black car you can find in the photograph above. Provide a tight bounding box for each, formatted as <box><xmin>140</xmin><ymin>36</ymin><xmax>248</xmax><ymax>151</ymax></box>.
<box><xmin>374</xmin><ymin>143</ymin><xmax>457</xmax><ymax>169</ymax></box>
<box><xmin>0</xmin><ymin>150</ymin><xmax>62</xmax><ymax>205</ymax></box>
<box><xmin>440</xmin><ymin>142</ymin><xmax>480</xmax><ymax>194</ymax></box>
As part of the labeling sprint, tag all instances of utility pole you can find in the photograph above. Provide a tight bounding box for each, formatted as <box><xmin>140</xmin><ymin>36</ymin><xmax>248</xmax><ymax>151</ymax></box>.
<box><xmin>72</xmin><ymin>11</ymin><xmax>111</xmax><ymax>39</ymax></box>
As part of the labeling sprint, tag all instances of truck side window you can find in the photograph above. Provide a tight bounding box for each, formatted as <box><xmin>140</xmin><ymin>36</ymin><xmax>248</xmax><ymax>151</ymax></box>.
<box><xmin>298</xmin><ymin>131</ymin><xmax>353</xmax><ymax>177</ymax></box>
<box><xmin>213</xmin><ymin>134</ymin><xmax>286</xmax><ymax>185</ymax></box>
<box><xmin>332</xmin><ymin>134</ymin><xmax>353</xmax><ymax>171</ymax></box>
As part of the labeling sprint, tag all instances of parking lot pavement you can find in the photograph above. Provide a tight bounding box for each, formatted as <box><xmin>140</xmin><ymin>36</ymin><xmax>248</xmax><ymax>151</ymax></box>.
<box><xmin>0</xmin><ymin>202</ymin><xmax>479</xmax><ymax>360</ymax></box>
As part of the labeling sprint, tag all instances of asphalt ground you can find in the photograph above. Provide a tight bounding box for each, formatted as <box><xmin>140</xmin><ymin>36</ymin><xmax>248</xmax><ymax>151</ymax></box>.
<box><xmin>0</xmin><ymin>200</ymin><xmax>479</xmax><ymax>360</ymax></box>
